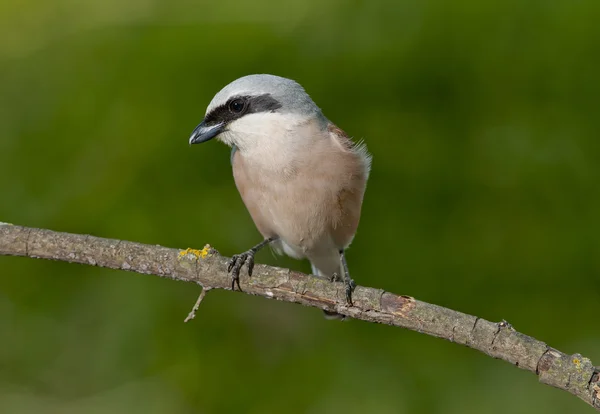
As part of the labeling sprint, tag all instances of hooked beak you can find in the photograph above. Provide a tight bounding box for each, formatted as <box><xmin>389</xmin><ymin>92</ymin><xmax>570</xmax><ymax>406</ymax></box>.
<box><xmin>189</xmin><ymin>121</ymin><xmax>224</xmax><ymax>145</ymax></box>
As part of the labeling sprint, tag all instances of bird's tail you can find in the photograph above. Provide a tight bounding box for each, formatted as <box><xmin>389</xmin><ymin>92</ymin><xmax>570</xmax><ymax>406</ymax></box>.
<box><xmin>310</xmin><ymin>254</ymin><xmax>347</xmax><ymax>321</ymax></box>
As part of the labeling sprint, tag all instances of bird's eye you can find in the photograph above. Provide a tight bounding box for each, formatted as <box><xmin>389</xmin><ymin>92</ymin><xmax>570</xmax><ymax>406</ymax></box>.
<box><xmin>229</xmin><ymin>99</ymin><xmax>246</xmax><ymax>114</ymax></box>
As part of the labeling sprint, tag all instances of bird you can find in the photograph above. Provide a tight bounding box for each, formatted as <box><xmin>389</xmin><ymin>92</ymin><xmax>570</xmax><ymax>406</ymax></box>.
<box><xmin>188</xmin><ymin>74</ymin><xmax>371</xmax><ymax>315</ymax></box>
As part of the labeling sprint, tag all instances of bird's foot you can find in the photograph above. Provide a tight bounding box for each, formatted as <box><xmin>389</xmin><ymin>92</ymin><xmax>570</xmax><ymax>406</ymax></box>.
<box><xmin>329</xmin><ymin>273</ymin><xmax>355</xmax><ymax>305</ymax></box>
<box><xmin>338</xmin><ymin>250</ymin><xmax>355</xmax><ymax>306</ymax></box>
<box><xmin>344</xmin><ymin>277</ymin><xmax>356</xmax><ymax>306</ymax></box>
<box><xmin>227</xmin><ymin>250</ymin><xmax>256</xmax><ymax>291</ymax></box>
<box><xmin>226</xmin><ymin>238</ymin><xmax>276</xmax><ymax>291</ymax></box>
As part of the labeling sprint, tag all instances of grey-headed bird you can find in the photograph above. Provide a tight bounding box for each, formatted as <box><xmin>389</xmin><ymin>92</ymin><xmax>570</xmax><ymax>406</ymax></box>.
<box><xmin>189</xmin><ymin>74</ymin><xmax>371</xmax><ymax>313</ymax></box>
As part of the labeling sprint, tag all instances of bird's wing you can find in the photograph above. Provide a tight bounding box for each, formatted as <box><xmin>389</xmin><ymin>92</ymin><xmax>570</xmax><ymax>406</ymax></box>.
<box><xmin>326</xmin><ymin>123</ymin><xmax>372</xmax><ymax>248</ymax></box>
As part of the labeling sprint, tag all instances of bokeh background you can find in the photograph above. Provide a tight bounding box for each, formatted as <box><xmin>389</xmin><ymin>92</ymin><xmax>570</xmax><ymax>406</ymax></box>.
<box><xmin>1</xmin><ymin>0</ymin><xmax>599</xmax><ymax>413</ymax></box>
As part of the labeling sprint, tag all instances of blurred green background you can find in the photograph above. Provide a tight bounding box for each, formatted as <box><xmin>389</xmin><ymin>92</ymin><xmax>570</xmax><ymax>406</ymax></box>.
<box><xmin>1</xmin><ymin>0</ymin><xmax>599</xmax><ymax>413</ymax></box>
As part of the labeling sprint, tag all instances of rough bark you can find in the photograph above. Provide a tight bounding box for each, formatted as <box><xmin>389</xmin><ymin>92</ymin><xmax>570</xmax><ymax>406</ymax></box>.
<box><xmin>1</xmin><ymin>223</ymin><xmax>598</xmax><ymax>410</ymax></box>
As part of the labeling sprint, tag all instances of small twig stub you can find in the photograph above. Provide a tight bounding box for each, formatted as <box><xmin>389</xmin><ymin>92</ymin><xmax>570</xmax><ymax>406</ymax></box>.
<box><xmin>184</xmin><ymin>287</ymin><xmax>211</xmax><ymax>323</ymax></box>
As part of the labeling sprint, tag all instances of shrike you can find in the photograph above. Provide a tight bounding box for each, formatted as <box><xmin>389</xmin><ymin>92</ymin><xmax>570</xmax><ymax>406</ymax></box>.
<box><xmin>189</xmin><ymin>74</ymin><xmax>371</xmax><ymax>312</ymax></box>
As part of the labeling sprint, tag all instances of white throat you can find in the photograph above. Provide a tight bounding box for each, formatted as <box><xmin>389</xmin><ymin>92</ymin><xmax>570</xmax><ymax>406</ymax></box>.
<box><xmin>219</xmin><ymin>112</ymin><xmax>325</xmax><ymax>170</ymax></box>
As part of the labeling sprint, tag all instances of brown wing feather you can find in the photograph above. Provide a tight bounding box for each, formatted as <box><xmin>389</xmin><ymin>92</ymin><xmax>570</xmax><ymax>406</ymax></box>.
<box><xmin>326</xmin><ymin>123</ymin><xmax>371</xmax><ymax>248</ymax></box>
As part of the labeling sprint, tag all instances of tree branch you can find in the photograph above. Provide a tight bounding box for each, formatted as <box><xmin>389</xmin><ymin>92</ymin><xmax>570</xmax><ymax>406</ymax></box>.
<box><xmin>1</xmin><ymin>223</ymin><xmax>598</xmax><ymax>410</ymax></box>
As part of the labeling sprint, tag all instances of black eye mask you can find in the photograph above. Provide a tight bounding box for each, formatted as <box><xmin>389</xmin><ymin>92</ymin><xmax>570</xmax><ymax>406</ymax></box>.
<box><xmin>203</xmin><ymin>93</ymin><xmax>282</xmax><ymax>128</ymax></box>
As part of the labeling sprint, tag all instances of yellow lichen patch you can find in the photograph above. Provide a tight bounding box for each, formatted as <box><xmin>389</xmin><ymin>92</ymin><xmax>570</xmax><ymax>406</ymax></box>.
<box><xmin>572</xmin><ymin>358</ymin><xmax>581</xmax><ymax>370</ymax></box>
<box><xmin>199</xmin><ymin>245</ymin><xmax>212</xmax><ymax>258</ymax></box>
<box><xmin>178</xmin><ymin>245</ymin><xmax>213</xmax><ymax>261</ymax></box>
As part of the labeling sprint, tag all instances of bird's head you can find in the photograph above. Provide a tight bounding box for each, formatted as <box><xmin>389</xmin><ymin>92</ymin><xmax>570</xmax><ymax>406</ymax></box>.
<box><xmin>189</xmin><ymin>74</ymin><xmax>324</xmax><ymax>151</ymax></box>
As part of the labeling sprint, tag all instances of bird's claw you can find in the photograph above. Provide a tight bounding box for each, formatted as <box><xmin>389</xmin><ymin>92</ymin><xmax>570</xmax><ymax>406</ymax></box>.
<box><xmin>227</xmin><ymin>250</ymin><xmax>256</xmax><ymax>291</ymax></box>
<box><xmin>345</xmin><ymin>277</ymin><xmax>356</xmax><ymax>306</ymax></box>
<box><xmin>331</xmin><ymin>270</ymin><xmax>355</xmax><ymax>305</ymax></box>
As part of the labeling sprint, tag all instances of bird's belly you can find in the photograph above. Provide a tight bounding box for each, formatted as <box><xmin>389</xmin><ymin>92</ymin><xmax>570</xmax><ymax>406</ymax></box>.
<box><xmin>267</xmin><ymin>194</ymin><xmax>335</xmax><ymax>253</ymax></box>
<box><xmin>241</xmin><ymin>175</ymin><xmax>337</xmax><ymax>258</ymax></box>
<box><xmin>233</xmin><ymin>150</ymin><xmax>361</xmax><ymax>258</ymax></box>
<box><xmin>270</xmin><ymin>239</ymin><xmax>305</xmax><ymax>260</ymax></box>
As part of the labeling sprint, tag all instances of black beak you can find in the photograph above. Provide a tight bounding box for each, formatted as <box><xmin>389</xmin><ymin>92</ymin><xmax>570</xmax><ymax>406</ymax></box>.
<box><xmin>189</xmin><ymin>121</ymin><xmax>224</xmax><ymax>144</ymax></box>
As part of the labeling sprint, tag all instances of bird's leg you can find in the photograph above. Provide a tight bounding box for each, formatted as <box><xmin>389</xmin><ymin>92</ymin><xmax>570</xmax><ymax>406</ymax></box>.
<box><xmin>339</xmin><ymin>250</ymin><xmax>356</xmax><ymax>306</ymax></box>
<box><xmin>227</xmin><ymin>237</ymin><xmax>277</xmax><ymax>291</ymax></box>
